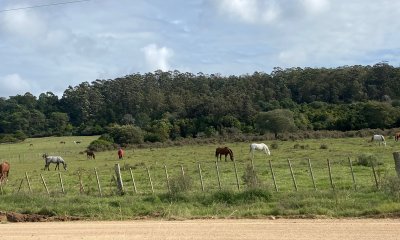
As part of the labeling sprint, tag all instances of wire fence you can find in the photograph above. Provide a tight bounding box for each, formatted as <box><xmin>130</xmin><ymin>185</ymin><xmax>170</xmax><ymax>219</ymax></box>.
<box><xmin>0</xmin><ymin>156</ymin><xmax>392</xmax><ymax>197</ymax></box>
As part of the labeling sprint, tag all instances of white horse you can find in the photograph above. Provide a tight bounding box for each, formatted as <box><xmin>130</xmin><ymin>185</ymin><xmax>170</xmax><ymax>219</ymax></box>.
<box><xmin>42</xmin><ymin>154</ymin><xmax>68</xmax><ymax>171</ymax></box>
<box><xmin>249</xmin><ymin>143</ymin><xmax>271</xmax><ymax>158</ymax></box>
<box><xmin>371</xmin><ymin>134</ymin><xmax>386</xmax><ymax>146</ymax></box>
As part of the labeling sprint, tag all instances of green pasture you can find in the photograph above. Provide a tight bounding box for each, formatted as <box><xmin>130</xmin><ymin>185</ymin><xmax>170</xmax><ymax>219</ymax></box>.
<box><xmin>0</xmin><ymin>136</ymin><xmax>400</xmax><ymax>220</ymax></box>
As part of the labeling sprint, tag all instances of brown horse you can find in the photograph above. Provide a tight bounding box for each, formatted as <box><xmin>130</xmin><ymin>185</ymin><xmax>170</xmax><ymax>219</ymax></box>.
<box><xmin>118</xmin><ymin>148</ymin><xmax>124</xmax><ymax>160</ymax></box>
<box><xmin>86</xmin><ymin>150</ymin><xmax>95</xmax><ymax>159</ymax></box>
<box><xmin>215</xmin><ymin>147</ymin><xmax>234</xmax><ymax>162</ymax></box>
<box><xmin>0</xmin><ymin>161</ymin><xmax>10</xmax><ymax>184</ymax></box>
<box><xmin>395</xmin><ymin>132</ymin><xmax>400</xmax><ymax>142</ymax></box>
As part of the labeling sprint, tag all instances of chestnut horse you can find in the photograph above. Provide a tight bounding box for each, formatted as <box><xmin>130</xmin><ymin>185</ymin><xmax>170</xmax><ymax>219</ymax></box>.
<box><xmin>118</xmin><ymin>148</ymin><xmax>124</xmax><ymax>160</ymax></box>
<box><xmin>0</xmin><ymin>161</ymin><xmax>10</xmax><ymax>184</ymax></box>
<box><xmin>215</xmin><ymin>147</ymin><xmax>234</xmax><ymax>162</ymax></box>
<box><xmin>395</xmin><ymin>132</ymin><xmax>400</xmax><ymax>142</ymax></box>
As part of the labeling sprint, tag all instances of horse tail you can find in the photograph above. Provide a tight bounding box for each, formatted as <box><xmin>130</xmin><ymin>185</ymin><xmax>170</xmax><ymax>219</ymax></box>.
<box><xmin>215</xmin><ymin>148</ymin><xmax>219</xmax><ymax>157</ymax></box>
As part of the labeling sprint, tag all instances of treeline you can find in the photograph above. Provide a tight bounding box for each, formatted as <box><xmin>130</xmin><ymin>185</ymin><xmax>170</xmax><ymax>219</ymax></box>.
<box><xmin>1</xmin><ymin>63</ymin><xmax>400</xmax><ymax>143</ymax></box>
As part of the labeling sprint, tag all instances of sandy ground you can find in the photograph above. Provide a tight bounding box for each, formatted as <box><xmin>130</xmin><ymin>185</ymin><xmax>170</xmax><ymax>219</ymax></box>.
<box><xmin>1</xmin><ymin>219</ymin><xmax>400</xmax><ymax>240</ymax></box>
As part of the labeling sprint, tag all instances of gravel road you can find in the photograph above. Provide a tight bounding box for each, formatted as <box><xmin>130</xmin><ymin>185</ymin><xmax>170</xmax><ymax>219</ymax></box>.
<box><xmin>2</xmin><ymin>219</ymin><xmax>400</xmax><ymax>240</ymax></box>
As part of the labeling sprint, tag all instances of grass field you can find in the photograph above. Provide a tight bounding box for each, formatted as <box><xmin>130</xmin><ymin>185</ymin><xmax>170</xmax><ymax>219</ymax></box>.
<box><xmin>0</xmin><ymin>135</ymin><xmax>400</xmax><ymax>220</ymax></box>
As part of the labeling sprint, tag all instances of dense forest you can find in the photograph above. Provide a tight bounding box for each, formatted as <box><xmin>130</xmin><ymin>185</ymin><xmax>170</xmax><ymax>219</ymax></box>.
<box><xmin>1</xmin><ymin>63</ymin><xmax>400</xmax><ymax>144</ymax></box>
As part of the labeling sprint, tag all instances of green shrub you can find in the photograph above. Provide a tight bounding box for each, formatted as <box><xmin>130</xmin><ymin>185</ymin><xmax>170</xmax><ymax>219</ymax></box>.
<box><xmin>108</xmin><ymin>124</ymin><xmax>144</xmax><ymax>145</ymax></box>
<box><xmin>99</xmin><ymin>133</ymin><xmax>114</xmax><ymax>143</ymax></box>
<box><xmin>356</xmin><ymin>154</ymin><xmax>382</xmax><ymax>167</ymax></box>
<box><xmin>320</xmin><ymin>144</ymin><xmax>328</xmax><ymax>149</ymax></box>
<box><xmin>242</xmin><ymin>164</ymin><xmax>260</xmax><ymax>189</ymax></box>
<box><xmin>169</xmin><ymin>174</ymin><xmax>192</xmax><ymax>195</ymax></box>
<box><xmin>271</xmin><ymin>142</ymin><xmax>279</xmax><ymax>149</ymax></box>
<box><xmin>382</xmin><ymin>175</ymin><xmax>400</xmax><ymax>199</ymax></box>
<box><xmin>88</xmin><ymin>139</ymin><xmax>115</xmax><ymax>151</ymax></box>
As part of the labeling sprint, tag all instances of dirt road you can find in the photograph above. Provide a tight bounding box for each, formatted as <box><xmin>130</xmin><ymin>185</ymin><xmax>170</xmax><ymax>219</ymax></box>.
<box><xmin>1</xmin><ymin>219</ymin><xmax>400</xmax><ymax>240</ymax></box>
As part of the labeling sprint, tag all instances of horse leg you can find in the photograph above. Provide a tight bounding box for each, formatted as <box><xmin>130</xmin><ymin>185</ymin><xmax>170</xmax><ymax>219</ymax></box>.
<box><xmin>224</xmin><ymin>154</ymin><xmax>227</xmax><ymax>162</ymax></box>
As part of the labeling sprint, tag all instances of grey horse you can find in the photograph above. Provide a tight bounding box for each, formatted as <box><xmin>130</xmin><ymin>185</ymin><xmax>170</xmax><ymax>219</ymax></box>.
<box><xmin>42</xmin><ymin>153</ymin><xmax>67</xmax><ymax>171</ymax></box>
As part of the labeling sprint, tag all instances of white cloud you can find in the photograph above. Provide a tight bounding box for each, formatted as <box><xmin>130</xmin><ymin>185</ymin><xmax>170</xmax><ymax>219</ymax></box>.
<box><xmin>217</xmin><ymin>0</ymin><xmax>280</xmax><ymax>24</ymax></box>
<box><xmin>0</xmin><ymin>74</ymin><xmax>38</xmax><ymax>97</ymax></box>
<box><xmin>301</xmin><ymin>0</ymin><xmax>330</xmax><ymax>14</ymax></box>
<box><xmin>0</xmin><ymin>6</ymin><xmax>47</xmax><ymax>39</ymax></box>
<box><xmin>141</xmin><ymin>44</ymin><xmax>174</xmax><ymax>71</ymax></box>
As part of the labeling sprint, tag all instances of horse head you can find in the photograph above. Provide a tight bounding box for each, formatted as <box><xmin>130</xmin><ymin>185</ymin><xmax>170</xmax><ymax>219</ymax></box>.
<box><xmin>228</xmin><ymin>148</ymin><xmax>234</xmax><ymax>161</ymax></box>
<box><xmin>42</xmin><ymin>153</ymin><xmax>48</xmax><ymax>159</ymax></box>
<box><xmin>63</xmin><ymin>163</ymin><xmax>68</xmax><ymax>171</ymax></box>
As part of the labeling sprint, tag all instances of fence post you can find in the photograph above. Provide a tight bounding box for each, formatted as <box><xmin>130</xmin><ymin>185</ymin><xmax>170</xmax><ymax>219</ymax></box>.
<box><xmin>288</xmin><ymin>159</ymin><xmax>298</xmax><ymax>191</ymax></box>
<box><xmin>164</xmin><ymin>165</ymin><xmax>171</xmax><ymax>194</ymax></box>
<box><xmin>269</xmin><ymin>160</ymin><xmax>278</xmax><ymax>192</ymax></box>
<box><xmin>25</xmin><ymin>172</ymin><xmax>32</xmax><ymax>193</ymax></box>
<box><xmin>129</xmin><ymin>168</ymin><xmax>137</xmax><ymax>194</ymax></box>
<box><xmin>40</xmin><ymin>174</ymin><xmax>50</xmax><ymax>196</ymax></box>
<box><xmin>58</xmin><ymin>172</ymin><xmax>65</xmax><ymax>194</ymax></box>
<box><xmin>348</xmin><ymin>157</ymin><xmax>357</xmax><ymax>191</ymax></box>
<box><xmin>146</xmin><ymin>167</ymin><xmax>154</xmax><ymax>194</ymax></box>
<box><xmin>17</xmin><ymin>179</ymin><xmax>24</xmax><ymax>193</ymax></box>
<box><xmin>371</xmin><ymin>162</ymin><xmax>379</xmax><ymax>189</ymax></box>
<box><xmin>233</xmin><ymin>160</ymin><xmax>240</xmax><ymax>191</ymax></box>
<box><xmin>78</xmin><ymin>171</ymin><xmax>85</xmax><ymax>194</ymax></box>
<box><xmin>180</xmin><ymin>165</ymin><xmax>185</xmax><ymax>177</ymax></box>
<box><xmin>94</xmin><ymin>168</ymin><xmax>103</xmax><ymax>197</ymax></box>
<box><xmin>215</xmin><ymin>161</ymin><xmax>222</xmax><ymax>190</ymax></box>
<box><xmin>307</xmin><ymin>159</ymin><xmax>317</xmax><ymax>191</ymax></box>
<box><xmin>198</xmin><ymin>163</ymin><xmax>205</xmax><ymax>192</ymax></box>
<box><xmin>114</xmin><ymin>163</ymin><xmax>124</xmax><ymax>195</ymax></box>
<box><xmin>327</xmin><ymin>159</ymin><xmax>335</xmax><ymax>191</ymax></box>
<box><xmin>393</xmin><ymin>152</ymin><xmax>400</xmax><ymax>177</ymax></box>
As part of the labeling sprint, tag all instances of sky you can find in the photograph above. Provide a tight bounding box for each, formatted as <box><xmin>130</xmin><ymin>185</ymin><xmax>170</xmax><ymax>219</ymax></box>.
<box><xmin>1</xmin><ymin>0</ymin><xmax>400</xmax><ymax>98</ymax></box>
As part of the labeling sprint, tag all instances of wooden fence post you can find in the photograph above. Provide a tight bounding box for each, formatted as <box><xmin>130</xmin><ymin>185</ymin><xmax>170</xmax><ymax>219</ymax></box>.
<box><xmin>146</xmin><ymin>167</ymin><xmax>154</xmax><ymax>194</ymax></box>
<box><xmin>94</xmin><ymin>168</ymin><xmax>102</xmax><ymax>197</ymax></box>
<box><xmin>58</xmin><ymin>172</ymin><xmax>65</xmax><ymax>194</ymax></box>
<box><xmin>288</xmin><ymin>159</ymin><xmax>298</xmax><ymax>191</ymax></box>
<box><xmin>327</xmin><ymin>159</ymin><xmax>335</xmax><ymax>191</ymax></box>
<box><xmin>129</xmin><ymin>168</ymin><xmax>137</xmax><ymax>194</ymax></box>
<box><xmin>348</xmin><ymin>157</ymin><xmax>357</xmax><ymax>191</ymax></box>
<box><xmin>25</xmin><ymin>172</ymin><xmax>32</xmax><ymax>193</ymax></box>
<box><xmin>307</xmin><ymin>159</ymin><xmax>317</xmax><ymax>191</ymax></box>
<box><xmin>78</xmin><ymin>171</ymin><xmax>85</xmax><ymax>194</ymax></box>
<box><xmin>115</xmin><ymin>163</ymin><xmax>124</xmax><ymax>195</ymax></box>
<box><xmin>215</xmin><ymin>161</ymin><xmax>222</xmax><ymax>190</ymax></box>
<box><xmin>233</xmin><ymin>160</ymin><xmax>240</xmax><ymax>191</ymax></box>
<box><xmin>17</xmin><ymin>179</ymin><xmax>24</xmax><ymax>193</ymax></box>
<box><xmin>164</xmin><ymin>165</ymin><xmax>171</xmax><ymax>194</ymax></box>
<box><xmin>269</xmin><ymin>160</ymin><xmax>278</xmax><ymax>192</ymax></box>
<box><xmin>371</xmin><ymin>162</ymin><xmax>379</xmax><ymax>189</ymax></box>
<box><xmin>198</xmin><ymin>163</ymin><xmax>205</xmax><ymax>192</ymax></box>
<box><xmin>180</xmin><ymin>165</ymin><xmax>185</xmax><ymax>177</ymax></box>
<box><xmin>40</xmin><ymin>174</ymin><xmax>50</xmax><ymax>196</ymax></box>
<box><xmin>393</xmin><ymin>152</ymin><xmax>400</xmax><ymax>177</ymax></box>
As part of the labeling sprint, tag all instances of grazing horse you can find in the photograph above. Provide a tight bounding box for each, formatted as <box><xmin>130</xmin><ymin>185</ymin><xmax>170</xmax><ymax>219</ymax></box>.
<box><xmin>215</xmin><ymin>147</ymin><xmax>234</xmax><ymax>162</ymax></box>
<box><xmin>118</xmin><ymin>148</ymin><xmax>124</xmax><ymax>160</ymax></box>
<box><xmin>60</xmin><ymin>141</ymin><xmax>66</xmax><ymax>144</ymax></box>
<box><xmin>249</xmin><ymin>143</ymin><xmax>271</xmax><ymax>158</ymax></box>
<box><xmin>0</xmin><ymin>162</ymin><xmax>10</xmax><ymax>184</ymax></box>
<box><xmin>74</xmin><ymin>141</ymin><xmax>81</xmax><ymax>144</ymax></box>
<box><xmin>86</xmin><ymin>150</ymin><xmax>95</xmax><ymax>159</ymax></box>
<box><xmin>371</xmin><ymin>134</ymin><xmax>386</xmax><ymax>146</ymax></box>
<box><xmin>42</xmin><ymin>154</ymin><xmax>68</xmax><ymax>171</ymax></box>
<box><xmin>395</xmin><ymin>132</ymin><xmax>400</xmax><ymax>142</ymax></box>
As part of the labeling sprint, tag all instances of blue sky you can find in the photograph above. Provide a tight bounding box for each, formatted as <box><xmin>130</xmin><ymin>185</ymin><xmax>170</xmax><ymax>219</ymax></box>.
<box><xmin>1</xmin><ymin>0</ymin><xmax>400</xmax><ymax>98</ymax></box>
